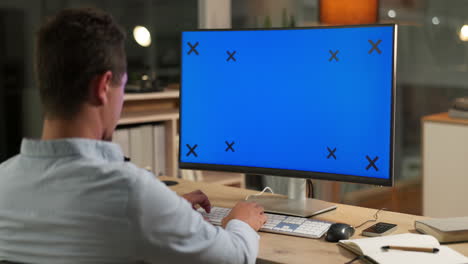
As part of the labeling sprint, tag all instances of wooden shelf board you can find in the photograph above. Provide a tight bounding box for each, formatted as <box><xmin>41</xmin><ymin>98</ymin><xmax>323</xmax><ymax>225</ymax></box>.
<box><xmin>302</xmin><ymin>21</ymin><xmax>421</xmax><ymax>27</ymax></box>
<box><xmin>124</xmin><ymin>89</ymin><xmax>179</xmax><ymax>101</ymax></box>
<box><xmin>202</xmin><ymin>171</ymin><xmax>245</xmax><ymax>186</ymax></box>
<box><xmin>118</xmin><ymin>110</ymin><xmax>179</xmax><ymax>125</ymax></box>
<box><xmin>422</xmin><ymin>112</ymin><xmax>468</xmax><ymax>126</ymax></box>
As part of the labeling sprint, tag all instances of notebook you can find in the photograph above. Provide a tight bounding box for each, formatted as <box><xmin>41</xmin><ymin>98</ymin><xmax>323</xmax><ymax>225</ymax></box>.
<box><xmin>338</xmin><ymin>233</ymin><xmax>468</xmax><ymax>264</ymax></box>
<box><xmin>415</xmin><ymin>217</ymin><xmax>468</xmax><ymax>243</ymax></box>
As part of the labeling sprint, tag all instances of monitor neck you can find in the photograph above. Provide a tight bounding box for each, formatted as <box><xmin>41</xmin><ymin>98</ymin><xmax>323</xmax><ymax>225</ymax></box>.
<box><xmin>288</xmin><ymin>178</ymin><xmax>306</xmax><ymax>200</ymax></box>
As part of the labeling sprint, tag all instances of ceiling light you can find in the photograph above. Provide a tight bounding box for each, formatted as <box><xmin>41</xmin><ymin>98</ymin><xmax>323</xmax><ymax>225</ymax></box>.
<box><xmin>460</xmin><ymin>25</ymin><xmax>468</xmax><ymax>41</ymax></box>
<box><xmin>133</xmin><ymin>26</ymin><xmax>151</xmax><ymax>47</ymax></box>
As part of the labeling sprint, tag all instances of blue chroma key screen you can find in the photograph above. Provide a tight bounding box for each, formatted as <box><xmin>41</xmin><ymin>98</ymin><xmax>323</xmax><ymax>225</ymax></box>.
<box><xmin>180</xmin><ymin>25</ymin><xmax>395</xmax><ymax>185</ymax></box>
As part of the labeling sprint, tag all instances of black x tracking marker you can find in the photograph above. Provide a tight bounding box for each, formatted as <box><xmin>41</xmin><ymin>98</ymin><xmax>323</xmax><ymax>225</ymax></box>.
<box><xmin>187</xmin><ymin>42</ymin><xmax>199</xmax><ymax>55</ymax></box>
<box><xmin>365</xmin><ymin>155</ymin><xmax>379</xmax><ymax>171</ymax></box>
<box><xmin>328</xmin><ymin>50</ymin><xmax>339</xmax><ymax>62</ymax></box>
<box><xmin>186</xmin><ymin>144</ymin><xmax>198</xmax><ymax>157</ymax></box>
<box><xmin>225</xmin><ymin>141</ymin><xmax>235</xmax><ymax>152</ymax></box>
<box><xmin>368</xmin><ymin>39</ymin><xmax>382</xmax><ymax>54</ymax></box>
<box><xmin>327</xmin><ymin>147</ymin><xmax>337</xmax><ymax>160</ymax></box>
<box><xmin>226</xmin><ymin>51</ymin><xmax>237</xmax><ymax>62</ymax></box>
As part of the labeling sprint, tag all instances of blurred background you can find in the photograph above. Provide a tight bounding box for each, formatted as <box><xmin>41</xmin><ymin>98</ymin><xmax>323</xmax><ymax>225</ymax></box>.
<box><xmin>0</xmin><ymin>0</ymin><xmax>467</xmax><ymax>216</ymax></box>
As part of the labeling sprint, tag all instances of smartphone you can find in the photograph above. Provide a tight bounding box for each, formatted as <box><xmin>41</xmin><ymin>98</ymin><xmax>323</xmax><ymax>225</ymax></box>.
<box><xmin>362</xmin><ymin>222</ymin><xmax>397</xmax><ymax>237</ymax></box>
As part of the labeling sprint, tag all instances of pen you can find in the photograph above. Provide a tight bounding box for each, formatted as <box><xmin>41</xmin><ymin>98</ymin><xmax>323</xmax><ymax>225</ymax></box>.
<box><xmin>381</xmin><ymin>245</ymin><xmax>439</xmax><ymax>253</ymax></box>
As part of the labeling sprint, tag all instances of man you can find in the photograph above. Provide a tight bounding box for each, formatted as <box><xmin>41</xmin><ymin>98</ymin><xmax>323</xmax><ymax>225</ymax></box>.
<box><xmin>0</xmin><ymin>8</ymin><xmax>266</xmax><ymax>264</ymax></box>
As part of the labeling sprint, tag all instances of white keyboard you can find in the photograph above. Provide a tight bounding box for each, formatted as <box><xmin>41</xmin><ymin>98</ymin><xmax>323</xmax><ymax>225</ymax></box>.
<box><xmin>199</xmin><ymin>206</ymin><xmax>332</xmax><ymax>239</ymax></box>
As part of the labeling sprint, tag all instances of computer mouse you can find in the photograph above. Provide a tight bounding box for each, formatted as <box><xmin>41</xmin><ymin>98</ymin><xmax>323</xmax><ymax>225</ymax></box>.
<box><xmin>325</xmin><ymin>223</ymin><xmax>355</xmax><ymax>242</ymax></box>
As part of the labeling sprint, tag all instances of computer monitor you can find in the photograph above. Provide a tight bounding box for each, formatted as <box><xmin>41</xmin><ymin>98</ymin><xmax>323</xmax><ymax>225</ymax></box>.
<box><xmin>179</xmin><ymin>24</ymin><xmax>396</xmax><ymax>188</ymax></box>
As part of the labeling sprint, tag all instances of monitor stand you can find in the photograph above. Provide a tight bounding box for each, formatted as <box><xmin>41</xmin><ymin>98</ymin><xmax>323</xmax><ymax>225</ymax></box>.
<box><xmin>246</xmin><ymin>178</ymin><xmax>337</xmax><ymax>218</ymax></box>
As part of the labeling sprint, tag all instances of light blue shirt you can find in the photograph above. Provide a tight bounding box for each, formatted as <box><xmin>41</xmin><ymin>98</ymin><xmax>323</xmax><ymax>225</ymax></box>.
<box><xmin>0</xmin><ymin>139</ymin><xmax>259</xmax><ymax>264</ymax></box>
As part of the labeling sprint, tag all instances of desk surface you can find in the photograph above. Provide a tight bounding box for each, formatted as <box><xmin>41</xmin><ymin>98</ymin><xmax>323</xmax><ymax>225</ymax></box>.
<box><xmin>160</xmin><ymin>176</ymin><xmax>468</xmax><ymax>264</ymax></box>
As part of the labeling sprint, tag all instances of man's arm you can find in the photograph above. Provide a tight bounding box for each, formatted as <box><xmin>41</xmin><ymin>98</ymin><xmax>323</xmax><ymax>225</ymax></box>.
<box><xmin>182</xmin><ymin>190</ymin><xmax>267</xmax><ymax>232</ymax></box>
<box><xmin>182</xmin><ymin>189</ymin><xmax>211</xmax><ymax>213</ymax></box>
<box><xmin>129</xmin><ymin>170</ymin><xmax>260</xmax><ymax>264</ymax></box>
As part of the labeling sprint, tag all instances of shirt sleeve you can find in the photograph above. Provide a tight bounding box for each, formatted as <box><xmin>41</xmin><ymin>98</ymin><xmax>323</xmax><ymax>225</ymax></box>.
<box><xmin>128</xmin><ymin>170</ymin><xmax>260</xmax><ymax>264</ymax></box>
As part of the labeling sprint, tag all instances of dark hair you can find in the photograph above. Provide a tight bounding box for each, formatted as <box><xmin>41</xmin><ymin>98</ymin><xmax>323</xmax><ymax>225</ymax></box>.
<box><xmin>36</xmin><ymin>8</ymin><xmax>127</xmax><ymax>118</ymax></box>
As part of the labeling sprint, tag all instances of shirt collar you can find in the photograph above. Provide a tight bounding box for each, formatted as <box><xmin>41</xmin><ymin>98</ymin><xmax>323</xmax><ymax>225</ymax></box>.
<box><xmin>20</xmin><ymin>138</ymin><xmax>124</xmax><ymax>162</ymax></box>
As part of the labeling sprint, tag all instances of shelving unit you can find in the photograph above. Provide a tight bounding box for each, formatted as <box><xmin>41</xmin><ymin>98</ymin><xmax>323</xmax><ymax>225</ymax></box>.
<box><xmin>117</xmin><ymin>89</ymin><xmax>244</xmax><ymax>187</ymax></box>
<box><xmin>422</xmin><ymin>112</ymin><xmax>468</xmax><ymax>217</ymax></box>
<box><xmin>117</xmin><ymin>89</ymin><xmax>179</xmax><ymax>177</ymax></box>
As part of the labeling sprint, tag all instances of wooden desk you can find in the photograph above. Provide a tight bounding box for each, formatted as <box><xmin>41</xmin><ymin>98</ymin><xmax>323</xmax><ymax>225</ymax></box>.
<box><xmin>160</xmin><ymin>176</ymin><xmax>468</xmax><ymax>264</ymax></box>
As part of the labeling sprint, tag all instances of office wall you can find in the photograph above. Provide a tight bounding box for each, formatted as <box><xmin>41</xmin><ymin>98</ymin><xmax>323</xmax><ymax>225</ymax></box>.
<box><xmin>0</xmin><ymin>0</ymin><xmax>198</xmax><ymax>155</ymax></box>
<box><xmin>0</xmin><ymin>1</ymin><xmax>43</xmax><ymax>144</ymax></box>
<box><xmin>232</xmin><ymin>0</ymin><xmax>300</xmax><ymax>28</ymax></box>
<box><xmin>0</xmin><ymin>4</ymin><xmax>42</xmax><ymax>160</ymax></box>
<box><xmin>21</xmin><ymin>0</ymin><xmax>43</xmax><ymax>140</ymax></box>
<box><xmin>0</xmin><ymin>12</ymin><xmax>5</xmax><ymax>160</ymax></box>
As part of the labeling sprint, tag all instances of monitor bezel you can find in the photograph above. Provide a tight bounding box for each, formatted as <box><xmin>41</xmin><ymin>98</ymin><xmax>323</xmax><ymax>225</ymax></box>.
<box><xmin>179</xmin><ymin>24</ymin><xmax>397</xmax><ymax>187</ymax></box>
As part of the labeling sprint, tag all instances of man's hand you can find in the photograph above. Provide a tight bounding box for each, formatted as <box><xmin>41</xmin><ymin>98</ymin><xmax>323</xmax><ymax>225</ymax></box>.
<box><xmin>182</xmin><ymin>190</ymin><xmax>211</xmax><ymax>213</ymax></box>
<box><xmin>221</xmin><ymin>202</ymin><xmax>267</xmax><ymax>231</ymax></box>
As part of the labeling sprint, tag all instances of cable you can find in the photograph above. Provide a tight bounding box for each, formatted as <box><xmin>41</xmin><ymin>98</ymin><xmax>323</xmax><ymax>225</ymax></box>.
<box><xmin>306</xmin><ymin>179</ymin><xmax>314</xmax><ymax>198</ymax></box>
<box><xmin>354</xmin><ymin>208</ymin><xmax>388</xmax><ymax>228</ymax></box>
<box><xmin>245</xmin><ymin>186</ymin><xmax>275</xmax><ymax>200</ymax></box>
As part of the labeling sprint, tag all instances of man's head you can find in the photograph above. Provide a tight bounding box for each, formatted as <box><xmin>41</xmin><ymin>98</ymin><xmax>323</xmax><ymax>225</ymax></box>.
<box><xmin>36</xmin><ymin>8</ymin><xmax>127</xmax><ymax>140</ymax></box>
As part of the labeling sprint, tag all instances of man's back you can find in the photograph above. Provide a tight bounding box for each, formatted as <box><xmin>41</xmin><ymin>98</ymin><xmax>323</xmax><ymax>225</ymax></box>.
<box><xmin>0</xmin><ymin>139</ymin><xmax>260</xmax><ymax>264</ymax></box>
<box><xmin>2</xmin><ymin>8</ymin><xmax>265</xmax><ymax>263</ymax></box>
<box><xmin>0</xmin><ymin>139</ymin><xmax>137</xmax><ymax>263</ymax></box>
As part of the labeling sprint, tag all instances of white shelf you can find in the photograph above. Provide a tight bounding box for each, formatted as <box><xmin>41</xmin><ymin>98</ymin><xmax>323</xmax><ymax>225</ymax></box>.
<box><xmin>118</xmin><ymin>110</ymin><xmax>179</xmax><ymax>126</ymax></box>
<box><xmin>124</xmin><ymin>89</ymin><xmax>179</xmax><ymax>101</ymax></box>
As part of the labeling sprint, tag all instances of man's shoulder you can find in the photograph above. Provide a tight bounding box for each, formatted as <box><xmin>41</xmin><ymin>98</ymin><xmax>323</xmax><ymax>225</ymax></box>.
<box><xmin>85</xmin><ymin>159</ymin><xmax>156</xmax><ymax>182</ymax></box>
<box><xmin>0</xmin><ymin>154</ymin><xmax>22</xmax><ymax>171</ymax></box>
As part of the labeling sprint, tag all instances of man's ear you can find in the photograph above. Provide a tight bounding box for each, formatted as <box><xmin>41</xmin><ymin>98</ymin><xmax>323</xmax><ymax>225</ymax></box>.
<box><xmin>90</xmin><ymin>71</ymin><xmax>113</xmax><ymax>106</ymax></box>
